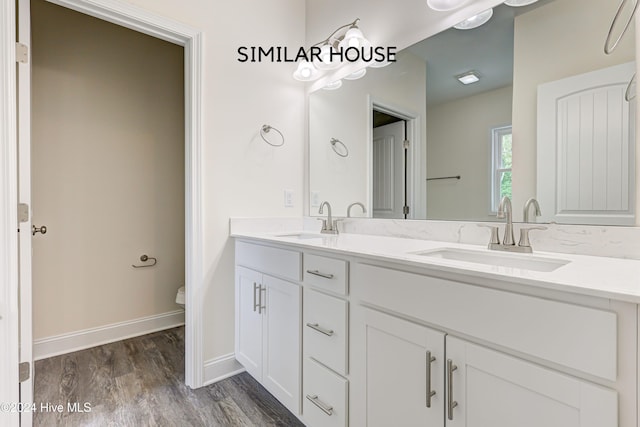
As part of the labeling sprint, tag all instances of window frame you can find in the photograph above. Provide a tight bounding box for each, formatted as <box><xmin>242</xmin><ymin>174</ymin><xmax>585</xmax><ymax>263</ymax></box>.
<box><xmin>490</xmin><ymin>125</ymin><xmax>513</xmax><ymax>214</ymax></box>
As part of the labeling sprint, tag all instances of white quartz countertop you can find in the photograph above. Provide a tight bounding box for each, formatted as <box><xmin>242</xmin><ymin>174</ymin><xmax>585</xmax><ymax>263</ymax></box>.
<box><xmin>231</xmin><ymin>230</ymin><xmax>640</xmax><ymax>303</ymax></box>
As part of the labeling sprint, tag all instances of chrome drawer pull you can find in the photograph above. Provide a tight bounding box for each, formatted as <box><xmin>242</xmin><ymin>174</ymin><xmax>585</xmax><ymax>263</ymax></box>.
<box><xmin>426</xmin><ymin>351</ymin><xmax>436</xmax><ymax>408</ymax></box>
<box><xmin>306</xmin><ymin>394</ymin><xmax>334</xmax><ymax>416</ymax></box>
<box><xmin>253</xmin><ymin>282</ymin><xmax>260</xmax><ymax>312</ymax></box>
<box><xmin>306</xmin><ymin>269</ymin><xmax>334</xmax><ymax>279</ymax></box>
<box><xmin>306</xmin><ymin>323</ymin><xmax>334</xmax><ymax>337</ymax></box>
<box><xmin>447</xmin><ymin>359</ymin><xmax>458</xmax><ymax>421</ymax></box>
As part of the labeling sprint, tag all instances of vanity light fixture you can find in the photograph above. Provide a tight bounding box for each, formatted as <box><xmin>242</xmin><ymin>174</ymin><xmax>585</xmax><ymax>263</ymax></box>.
<box><xmin>344</xmin><ymin>68</ymin><xmax>367</xmax><ymax>80</ymax></box>
<box><xmin>323</xmin><ymin>80</ymin><xmax>343</xmax><ymax>90</ymax></box>
<box><xmin>454</xmin><ymin>8</ymin><xmax>494</xmax><ymax>30</ymax></box>
<box><xmin>293</xmin><ymin>18</ymin><xmax>373</xmax><ymax>84</ymax></box>
<box><xmin>427</xmin><ymin>0</ymin><xmax>469</xmax><ymax>12</ymax></box>
<box><xmin>456</xmin><ymin>70</ymin><xmax>481</xmax><ymax>84</ymax></box>
<box><xmin>504</xmin><ymin>0</ymin><xmax>539</xmax><ymax>6</ymax></box>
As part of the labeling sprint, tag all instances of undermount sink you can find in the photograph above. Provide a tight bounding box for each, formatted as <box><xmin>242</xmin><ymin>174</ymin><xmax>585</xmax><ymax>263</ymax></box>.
<box><xmin>413</xmin><ymin>248</ymin><xmax>570</xmax><ymax>272</ymax></box>
<box><xmin>275</xmin><ymin>232</ymin><xmax>330</xmax><ymax>240</ymax></box>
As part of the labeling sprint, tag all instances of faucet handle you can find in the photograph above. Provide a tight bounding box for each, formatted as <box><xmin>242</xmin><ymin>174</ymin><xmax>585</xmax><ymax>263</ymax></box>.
<box><xmin>518</xmin><ymin>226</ymin><xmax>547</xmax><ymax>248</ymax></box>
<box><xmin>477</xmin><ymin>224</ymin><xmax>500</xmax><ymax>245</ymax></box>
<box><xmin>317</xmin><ymin>218</ymin><xmax>328</xmax><ymax>232</ymax></box>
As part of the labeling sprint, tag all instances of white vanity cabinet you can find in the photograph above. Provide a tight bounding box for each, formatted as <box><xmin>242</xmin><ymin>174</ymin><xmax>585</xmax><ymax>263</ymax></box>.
<box><xmin>351</xmin><ymin>262</ymin><xmax>622</xmax><ymax>427</ymax></box>
<box><xmin>235</xmin><ymin>242</ymin><xmax>302</xmax><ymax>415</ymax></box>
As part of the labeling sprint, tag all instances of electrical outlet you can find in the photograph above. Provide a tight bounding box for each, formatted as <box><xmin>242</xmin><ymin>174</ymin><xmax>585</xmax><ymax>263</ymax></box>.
<box><xmin>311</xmin><ymin>191</ymin><xmax>320</xmax><ymax>207</ymax></box>
<box><xmin>284</xmin><ymin>190</ymin><xmax>294</xmax><ymax>207</ymax></box>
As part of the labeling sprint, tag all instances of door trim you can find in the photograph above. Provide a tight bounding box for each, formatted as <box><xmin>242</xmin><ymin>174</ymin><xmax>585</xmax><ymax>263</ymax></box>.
<box><xmin>4</xmin><ymin>0</ymin><xmax>206</xmax><ymax>391</ymax></box>
<box><xmin>0</xmin><ymin>0</ymin><xmax>20</xmax><ymax>422</ymax></box>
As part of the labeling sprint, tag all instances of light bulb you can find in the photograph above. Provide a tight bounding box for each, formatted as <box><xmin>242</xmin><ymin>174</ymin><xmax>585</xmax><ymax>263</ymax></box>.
<box><xmin>426</xmin><ymin>0</ymin><xmax>469</xmax><ymax>11</ymax></box>
<box><xmin>323</xmin><ymin>80</ymin><xmax>343</xmax><ymax>90</ymax></box>
<box><xmin>293</xmin><ymin>61</ymin><xmax>318</xmax><ymax>81</ymax></box>
<box><xmin>454</xmin><ymin>9</ymin><xmax>493</xmax><ymax>30</ymax></box>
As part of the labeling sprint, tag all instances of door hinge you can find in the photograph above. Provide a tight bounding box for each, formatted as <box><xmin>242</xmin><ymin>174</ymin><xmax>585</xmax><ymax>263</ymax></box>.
<box><xmin>18</xmin><ymin>203</ymin><xmax>29</xmax><ymax>223</ymax></box>
<box><xmin>403</xmin><ymin>206</ymin><xmax>410</xmax><ymax>215</ymax></box>
<box><xmin>16</xmin><ymin>43</ymin><xmax>28</xmax><ymax>64</ymax></box>
<box><xmin>19</xmin><ymin>362</ymin><xmax>30</xmax><ymax>382</ymax></box>
<box><xmin>403</xmin><ymin>140</ymin><xmax>410</xmax><ymax>149</ymax></box>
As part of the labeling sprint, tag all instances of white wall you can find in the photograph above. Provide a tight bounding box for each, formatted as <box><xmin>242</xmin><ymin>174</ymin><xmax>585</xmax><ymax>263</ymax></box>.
<box><xmin>309</xmin><ymin>51</ymin><xmax>426</xmax><ymax>217</ymax></box>
<box><xmin>122</xmin><ymin>0</ymin><xmax>306</xmax><ymax>363</ymax></box>
<box><xmin>512</xmin><ymin>0</ymin><xmax>635</xmax><ymax>220</ymax></box>
<box><xmin>427</xmin><ymin>86</ymin><xmax>512</xmax><ymax>220</ymax></box>
<box><xmin>31</xmin><ymin>0</ymin><xmax>185</xmax><ymax>339</ymax></box>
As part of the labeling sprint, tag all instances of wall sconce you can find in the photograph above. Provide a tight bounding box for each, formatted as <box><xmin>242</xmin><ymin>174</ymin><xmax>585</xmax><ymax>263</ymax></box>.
<box><xmin>293</xmin><ymin>18</ymin><xmax>373</xmax><ymax>87</ymax></box>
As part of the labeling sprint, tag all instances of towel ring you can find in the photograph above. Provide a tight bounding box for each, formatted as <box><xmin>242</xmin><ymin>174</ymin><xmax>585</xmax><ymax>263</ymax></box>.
<box><xmin>625</xmin><ymin>73</ymin><xmax>636</xmax><ymax>101</ymax></box>
<box><xmin>260</xmin><ymin>125</ymin><xmax>285</xmax><ymax>147</ymax></box>
<box><xmin>330</xmin><ymin>138</ymin><xmax>349</xmax><ymax>157</ymax></box>
<box><xmin>604</xmin><ymin>0</ymin><xmax>639</xmax><ymax>54</ymax></box>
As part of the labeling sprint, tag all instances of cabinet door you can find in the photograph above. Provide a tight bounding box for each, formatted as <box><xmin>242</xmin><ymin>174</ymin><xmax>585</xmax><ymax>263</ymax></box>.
<box><xmin>363</xmin><ymin>308</ymin><xmax>445</xmax><ymax>427</ymax></box>
<box><xmin>235</xmin><ymin>266</ymin><xmax>263</xmax><ymax>381</ymax></box>
<box><xmin>446</xmin><ymin>336</ymin><xmax>618</xmax><ymax>427</ymax></box>
<box><xmin>262</xmin><ymin>275</ymin><xmax>301</xmax><ymax>414</ymax></box>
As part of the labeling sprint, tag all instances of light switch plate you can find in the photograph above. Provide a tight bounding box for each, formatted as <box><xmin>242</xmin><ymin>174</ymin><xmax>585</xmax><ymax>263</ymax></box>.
<box><xmin>284</xmin><ymin>190</ymin><xmax>294</xmax><ymax>207</ymax></box>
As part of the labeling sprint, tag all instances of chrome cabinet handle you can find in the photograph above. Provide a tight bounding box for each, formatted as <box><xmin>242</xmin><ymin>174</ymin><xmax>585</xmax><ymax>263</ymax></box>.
<box><xmin>259</xmin><ymin>285</ymin><xmax>266</xmax><ymax>314</ymax></box>
<box><xmin>426</xmin><ymin>351</ymin><xmax>436</xmax><ymax>408</ymax></box>
<box><xmin>306</xmin><ymin>394</ymin><xmax>333</xmax><ymax>416</ymax></box>
<box><xmin>306</xmin><ymin>323</ymin><xmax>334</xmax><ymax>337</ymax></box>
<box><xmin>306</xmin><ymin>269</ymin><xmax>334</xmax><ymax>279</ymax></box>
<box><xmin>447</xmin><ymin>359</ymin><xmax>458</xmax><ymax>421</ymax></box>
<box><xmin>253</xmin><ymin>282</ymin><xmax>260</xmax><ymax>312</ymax></box>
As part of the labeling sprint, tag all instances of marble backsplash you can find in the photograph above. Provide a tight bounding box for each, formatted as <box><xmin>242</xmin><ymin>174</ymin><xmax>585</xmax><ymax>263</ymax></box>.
<box><xmin>231</xmin><ymin>217</ymin><xmax>640</xmax><ymax>260</ymax></box>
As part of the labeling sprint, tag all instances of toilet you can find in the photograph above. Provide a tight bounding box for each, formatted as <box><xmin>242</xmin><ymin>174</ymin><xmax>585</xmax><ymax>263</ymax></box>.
<box><xmin>175</xmin><ymin>286</ymin><xmax>185</xmax><ymax>309</ymax></box>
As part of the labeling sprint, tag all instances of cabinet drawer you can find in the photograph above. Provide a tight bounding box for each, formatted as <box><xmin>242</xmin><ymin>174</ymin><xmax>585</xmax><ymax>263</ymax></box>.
<box><xmin>304</xmin><ymin>288</ymin><xmax>348</xmax><ymax>375</ymax></box>
<box><xmin>235</xmin><ymin>241</ymin><xmax>301</xmax><ymax>281</ymax></box>
<box><xmin>303</xmin><ymin>357</ymin><xmax>348</xmax><ymax>427</ymax></box>
<box><xmin>303</xmin><ymin>253</ymin><xmax>348</xmax><ymax>295</ymax></box>
<box><xmin>352</xmin><ymin>263</ymin><xmax>617</xmax><ymax>381</ymax></box>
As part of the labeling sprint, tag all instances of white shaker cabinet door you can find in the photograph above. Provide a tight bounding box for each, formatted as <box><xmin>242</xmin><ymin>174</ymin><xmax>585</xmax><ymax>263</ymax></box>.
<box><xmin>363</xmin><ymin>308</ymin><xmax>445</xmax><ymax>427</ymax></box>
<box><xmin>445</xmin><ymin>336</ymin><xmax>618</xmax><ymax>427</ymax></box>
<box><xmin>235</xmin><ymin>266</ymin><xmax>263</xmax><ymax>381</ymax></box>
<box><xmin>262</xmin><ymin>274</ymin><xmax>301</xmax><ymax>414</ymax></box>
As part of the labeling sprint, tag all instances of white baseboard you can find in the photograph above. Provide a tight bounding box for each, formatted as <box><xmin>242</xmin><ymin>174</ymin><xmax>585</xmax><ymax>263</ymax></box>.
<box><xmin>203</xmin><ymin>353</ymin><xmax>245</xmax><ymax>386</ymax></box>
<box><xmin>33</xmin><ymin>310</ymin><xmax>185</xmax><ymax>360</ymax></box>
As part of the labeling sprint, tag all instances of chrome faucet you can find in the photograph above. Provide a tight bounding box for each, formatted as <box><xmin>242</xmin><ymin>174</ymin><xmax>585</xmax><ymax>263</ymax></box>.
<box><xmin>347</xmin><ymin>202</ymin><xmax>366</xmax><ymax>218</ymax></box>
<box><xmin>318</xmin><ymin>201</ymin><xmax>339</xmax><ymax>234</ymax></box>
<box><xmin>484</xmin><ymin>196</ymin><xmax>547</xmax><ymax>253</ymax></box>
<box><xmin>497</xmin><ymin>196</ymin><xmax>515</xmax><ymax>246</ymax></box>
<box><xmin>523</xmin><ymin>197</ymin><xmax>541</xmax><ymax>223</ymax></box>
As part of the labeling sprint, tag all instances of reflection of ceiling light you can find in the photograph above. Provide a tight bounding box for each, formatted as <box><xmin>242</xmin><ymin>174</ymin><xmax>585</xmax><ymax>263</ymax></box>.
<box><xmin>344</xmin><ymin>68</ymin><xmax>367</xmax><ymax>80</ymax></box>
<box><xmin>293</xmin><ymin>61</ymin><xmax>319</xmax><ymax>81</ymax></box>
<box><xmin>427</xmin><ymin>0</ymin><xmax>469</xmax><ymax>12</ymax></box>
<box><xmin>504</xmin><ymin>0</ymin><xmax>539</xmax><ymax>6</ymax></box>
<box><xmin>323</xmin><ymin>80</ymin><xmax>343</xmax><ymax>90</ymax></box>
<box><xmin>454</xmin><ymin>8</ymin><xmax>493</xmax><ymax>30</ymax></box>
<box><xmin>456</xmin><ymin>71</ymin><xmax>480</xmax><ymax>85</ymax></box>
<box><xmin>314</xmin><ymin>44</ymin><xmax>341</xmax><ymax>70</ymax></box>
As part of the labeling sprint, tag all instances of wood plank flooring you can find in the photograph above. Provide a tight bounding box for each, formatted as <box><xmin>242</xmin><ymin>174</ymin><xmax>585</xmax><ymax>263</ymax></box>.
<box><xmin>34</xmin><ymin>327</ymin><xmax>304</xmax><ymax>426</ymax></box>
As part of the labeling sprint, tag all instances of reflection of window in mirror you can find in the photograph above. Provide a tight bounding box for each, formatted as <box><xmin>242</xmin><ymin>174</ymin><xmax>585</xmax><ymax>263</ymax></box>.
<box><xmin>491</xmin><ymin>126</ymin><xmax>512</xmax><ymax>213</ymax></box>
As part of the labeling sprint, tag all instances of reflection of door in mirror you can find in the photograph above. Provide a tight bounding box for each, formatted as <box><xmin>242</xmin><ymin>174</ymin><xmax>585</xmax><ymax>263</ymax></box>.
<box><xmin>372</xmin><ymin>114</ymin><xmax>406</xmax><ymax>219</ymax></box>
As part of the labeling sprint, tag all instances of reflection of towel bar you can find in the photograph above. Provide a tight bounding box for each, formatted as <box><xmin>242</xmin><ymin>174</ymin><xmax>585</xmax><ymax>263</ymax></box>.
<box><xmin>427</xmin><ymin>175</ymin><xmax>461</xmax><ymax>181</ymax></box>
<box><xmin>132</xmin><ymin>254</ymin><xmax>157</xmax><ymax>268</ymax></box>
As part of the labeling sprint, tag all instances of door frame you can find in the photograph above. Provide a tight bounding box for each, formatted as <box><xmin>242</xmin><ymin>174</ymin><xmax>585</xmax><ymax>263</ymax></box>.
<box><xmin>368</xmin><ymin>97</ymin><xmax>423</xmax><ymax>219</ymax></box>
<box><xmin>2</xmin><ymin>0</ymin><xmax>206</xmax><ymax>396</ymax></box>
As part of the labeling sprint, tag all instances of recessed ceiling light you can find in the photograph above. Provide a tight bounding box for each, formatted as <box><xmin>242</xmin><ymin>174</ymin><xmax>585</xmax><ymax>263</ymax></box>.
<box><xmin>504</xmin><ymin>0</ymin><xmax>539</xmax><ymax>6</ymax></box>
<box><xmin>426</xmin><ymin>0</ymin><xmax>469</xmax><ymax>12</ymax></box>
<box><xmin>456</xmin><ymin>71</ymin><xmax>480</xmax><ymax>85</ymax></box>
<box><xmin>454</xmin><ymin>9</ymin><xmax>494</xmax><ymax>30</ymax></box>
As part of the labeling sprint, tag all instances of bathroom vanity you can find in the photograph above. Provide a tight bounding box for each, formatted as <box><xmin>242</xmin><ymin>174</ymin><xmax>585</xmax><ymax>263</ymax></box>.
<box><xmin>232</xmin><ymin>227</ymin><xmax>640</xmax><ymax>427</ymax></box>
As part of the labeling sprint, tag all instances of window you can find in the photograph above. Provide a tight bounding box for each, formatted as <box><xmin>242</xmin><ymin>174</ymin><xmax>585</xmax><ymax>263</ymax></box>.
<box><xmin>491</xmin><ymin>126</ymin><xmax>512</xmax><ymax>213</ymax></box>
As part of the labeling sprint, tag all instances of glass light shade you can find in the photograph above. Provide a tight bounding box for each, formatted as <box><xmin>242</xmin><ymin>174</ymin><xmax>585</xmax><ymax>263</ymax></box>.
<box><xmin>454</xmin><ymin>8</ymin><xmax>493</xmax><ymax>30</ymax></box>
<box><xmin>314</xmin><ymin>44</ymin><xmax>341</xmax><ymax>70</ymax></box>
<box><xmin>343</xmin><ymin>27</ymin><xmax>365</xmax><ymax>48</ymax></box>
<box><xmin>344</xmin><ymin>68</ymin><xmax>367</xmax><ymax>80</ymax></box>
<box><xmin>427</xmin><ymin>0</ymin><xmax>468</xmax><ymax>12</ymax></box>
<box><xmin>504</xmin><ymin>0</ymin><xmax>539</xmax><ymax>6</ymax></box>
<box><xmin>293</xmin><ymin>61</ymin><xmax>319</xmax><ymax>81</ymax></box>
<box><xmin>323</xmin><ymin>80</ymin><xmax>343</xmax><ymax>90</ymax></box>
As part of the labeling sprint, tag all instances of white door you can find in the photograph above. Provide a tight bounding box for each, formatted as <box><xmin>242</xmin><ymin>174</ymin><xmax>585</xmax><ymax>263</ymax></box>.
<box><xmin>537</xmin><ymin>61</ymin><xmax>636</xmax><ymax>225</ymax></box>
<box><xmin>363</xmin><ymin>308</ymin><xmax>445</xmax><ymax>427</ymax></box>
<box><xmin>261</xmin><ymin>275</ymin><xmax>301</xmax><ymax>414</ymax></box>
<box><xmin>372</xmin><ymin>121</ymin><xmax>406</xmax><ymax>219</ymax></box>
<box><xmin>445</xmin><ymin>336</ymin><xmax>617</xmax><ymax>427</ymax></box>
<box><xmin>235</xmin><ymin>267</ymin><xmax>263</xmax><ymax>381</ymax></box>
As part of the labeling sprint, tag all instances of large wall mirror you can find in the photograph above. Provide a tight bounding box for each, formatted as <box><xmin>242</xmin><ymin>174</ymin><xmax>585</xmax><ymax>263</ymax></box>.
<box><xmin>308</xmin><ymin>0</ymin><xmax>636</xmax><ymax>224</ymax></box>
